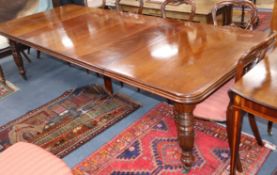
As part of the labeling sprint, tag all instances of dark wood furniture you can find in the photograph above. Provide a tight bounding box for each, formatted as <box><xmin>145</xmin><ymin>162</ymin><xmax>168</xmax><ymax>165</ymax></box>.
<box><xmin>112</xmin><ymin>0</ymin><xmax>232</xmax><ymax>24</ymax></box>
<box><xmin>116</xmin><ymin>0</ymin><xmax>143</xmax><ymax>14</ymax></box>
<box><xmin>52</xmin><ymin>0</ymin><xmax>90</xmax><ymax>7</ymax></box>
<box><xmin>211</xmin><ymin>0</ymin><xmax>274</xmax><ymax>138</ymax></box>
<box><xmin>0</xmin><ymin>47</ymin><xmax>11</xmax><ymax>59</ymax></box>
<box><xmin>211</xmin><ymin>0</ymin><xmax>258</xmax><ymax>30</ymax></box>
<box><xmin>52</xmin><ymin>0</ymin><xmax>62</xmax><ymax>7</ymax></box>
<box><xmin>194</xmin><ymin>0</ymin><xmax>261</xmax><ymax>138</ymax></box>
<box><xmin>161</xmin><ymin>0</ymin><xmax>196</xmax><ymax>20</ymax></box>
<box><xmin>0</xmin><ymin>65</ymin><xmax>5</xmax><ymax>84</ymax></box>
<box><xmin>228</xmin><ymin>42</ymin><xmax>277</xmax><ymax>175</ymax></box>
<box><xmin>0</xmin><ymin>5</ymin><xmax>268</xmax><ymax>172</ymax></box>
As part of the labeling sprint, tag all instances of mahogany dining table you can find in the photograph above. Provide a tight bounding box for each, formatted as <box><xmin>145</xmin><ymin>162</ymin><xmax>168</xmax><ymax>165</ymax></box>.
<box><xmin>0</xmin><ymin>4</ymin><xmax>268</xmax><ymax>172</ymax></box>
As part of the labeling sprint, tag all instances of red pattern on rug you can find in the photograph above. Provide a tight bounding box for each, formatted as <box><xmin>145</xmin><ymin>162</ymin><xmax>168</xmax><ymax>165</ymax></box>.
<box><xmin>73</xmin><ymin>103</ymin><xmax>270</xmax><ymax>175</ymax></box>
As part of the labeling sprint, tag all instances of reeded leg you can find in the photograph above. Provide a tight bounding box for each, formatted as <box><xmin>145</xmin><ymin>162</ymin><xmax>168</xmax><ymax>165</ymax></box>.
<box><xmin>248</xmin><ymin>113</ymin><xmax>264</xmax><ymax>146</ymax></box>
<box><xmin>230</xmin><ymin>104</ymin><xmax>243</xmax><ymax>175</ymax></box>
<box><xmin>9</xmin><ymin>40</ymin><xmax>26</xmax><ymax>79</ymax></box>
<box><xmin>267</xmin><ymin>121</ymin><xmax>273</xmax><ymax>136</ymax></box>
<box><xmin>174</xmin><ymin>102</ymin><xmax>195</xmax><ymax>173</ymax></box>
<box><xmin>103</xmin><ymin>76</ymin><xmax>113</xmax><ymax>94</ymax></box>
<box><xmin>0</xmin><ymin>65</ymin><xmax>6</xmax><ymax>85</ymax></box>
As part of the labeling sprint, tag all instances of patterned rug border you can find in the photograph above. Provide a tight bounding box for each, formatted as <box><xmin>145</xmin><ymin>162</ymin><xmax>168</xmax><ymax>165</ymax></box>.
<box><xmin>216</xmin><ymin>123</ymin><xmax>277</xmax><ymax>151</ymax></box>
<box><xmin>0</xmin><ymin>84</ymin><xmax>140</xmax><ymax>158</ymax></box>
<box><xmin>55</xmin><ymin>92</ymin><xmax>141</xmax><ymax>157</ymax></box>
<box><xmin>0</xmin><ymin>90</ymin><xmax>72</xmax><ymax>131</ymax></box>
<box><xmin>73</xmin><ymin>103</ymin><xmax>271</xmax><ymax>175</ymax></box>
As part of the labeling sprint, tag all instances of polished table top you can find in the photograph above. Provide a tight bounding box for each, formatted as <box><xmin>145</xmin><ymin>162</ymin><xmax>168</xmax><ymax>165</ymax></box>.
<box><xmin>0</xmin><ymin>4</ymin><xmax>268</xmax><ymax>103</ymax></box>
<box><xmin>231</xmin><ymin>48</ymin><xmax>277</xmax><ymax>110</ymax></box>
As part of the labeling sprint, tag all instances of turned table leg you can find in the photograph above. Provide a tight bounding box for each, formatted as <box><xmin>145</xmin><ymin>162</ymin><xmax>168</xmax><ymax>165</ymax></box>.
<box><xmin>9</xmin><ymin>40</ymin><xmax>26</xmax><ymax>79</ymax></box>
<box><xmin>174</xmin><ymin>102</ymin><xmax>195</xmax><ymax>173</ymax></box>
<box><xmin>103</xmin><ymin>76</ymin><xmax>113</xmax><ymax>94</ymax></box>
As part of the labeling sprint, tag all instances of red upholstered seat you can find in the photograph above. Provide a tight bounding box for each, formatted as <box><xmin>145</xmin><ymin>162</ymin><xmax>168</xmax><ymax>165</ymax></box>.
<box><xmin>0</xmin><ymin>142</ymin><xmax>72</xmax><ymax>175</ymax></box>
<box><xmin>194</xmin><ymin>79</ymin><xmax>234</xmax><ymax>122</ymax></box>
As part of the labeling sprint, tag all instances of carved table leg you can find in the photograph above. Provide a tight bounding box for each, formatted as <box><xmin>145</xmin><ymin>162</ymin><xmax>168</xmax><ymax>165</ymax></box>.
<box><xmin>0</xmin><ymin>65</ymin><xmax>6</xmax><ymax>85</ymax></box>
<box><xmin>103</xmin><ymin>76</ymin><xmax>113</xmax><ymax>94</ymax></box>
<box><xmin>174</xmin><ymin>102</ymin><xmax>195</xmax><ymax>173</ymax></box>
<box><xmin>9</xmin><ymin>40</ymin><xmax>27</xmax><ymax>79</ymax></box>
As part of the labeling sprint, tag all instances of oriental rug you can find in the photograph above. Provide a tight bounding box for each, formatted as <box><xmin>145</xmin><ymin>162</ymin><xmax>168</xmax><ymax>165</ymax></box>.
<box><xmin>0</xmin><ymin>85</ymin><xmax>139</xmax><ymax>157</ymax></box>
<box><xmin>0</xmin><ymin>81</ymin><xmax>17</xmax><ymax>100</ymax></box>
<box><xmin>73</xmin><ymin>103</ymin><xmax>271</xmax><ymax>175</ymax></box>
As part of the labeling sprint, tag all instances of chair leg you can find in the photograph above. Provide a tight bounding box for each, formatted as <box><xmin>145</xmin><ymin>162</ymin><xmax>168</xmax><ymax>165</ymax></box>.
<box><xmin>120</xmin><ymin>82</ymin><xmax>124</xmax><ymax>87</ymax></box>
<box><xmin>20</xmin><ymin>51</ymin><xmax>32</xmax><ymax>63</ymax></box>
<box><xmin>267</xmin><ymin>121</ymin><xmax>273</xmax><ymax>136</ymax></box>
<box><xmin>27</xmin><ymin>47</ymin><xmax>31</xmax><ymax>54</ymax></box>
<box><xmin>241</xmin><ymin>6</ymin><xmax>245</xmax><ymax>25</ymax></box>
<box><xmin>229</xmin><ymin>106</ymin><xmax>244</xmax><ymax>175</ymax></box>
<box><xmin>226</xmin><ymin>104</ymin><xmax>243</xmax><ymax>172</ymax></box>
<box><xmin>248</xmin><ymin>113</ymin><xmax>264</xmax><ymax>146</ymax></box>
<box><xmin>36</xmin><ymin>50</ymin><xmax>41</xmax><ymax>59</ymax></box>
<box><xmin>0</xmin><ymin>66</ymin><xmax>6</xmax><ymax>85</ymax></box>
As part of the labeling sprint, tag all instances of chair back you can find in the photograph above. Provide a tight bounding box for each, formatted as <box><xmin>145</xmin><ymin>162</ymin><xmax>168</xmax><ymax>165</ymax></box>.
<box><xmin>116</xmin><ymin>0</ymin><xmax>144</xmax><ymax>14</ymax></box>
<box><xmin>212</xmin><ymin>0</ymin><xmax>258</xmax><ymax>30</ymax></box>
<box><xmin>235</xmin><ymin>32</ymin><xmax>276</xmax><ymax>81</ymax></box>
<box><xmin>161</xmin><ymin>0</ymin><xmax>196</xmax><ymax>21</ymax></box>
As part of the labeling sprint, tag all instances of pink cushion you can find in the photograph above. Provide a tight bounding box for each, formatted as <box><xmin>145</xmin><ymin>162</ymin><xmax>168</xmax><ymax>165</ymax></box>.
<box><xmin>0</xmin><ymin>142</ymin><xmax>72</xmax><ymax>175</ymax></box>
<box><xmin>194</xmin><ymin>79</ymin><xmax>234</xmax><ymax>122</ymax></box>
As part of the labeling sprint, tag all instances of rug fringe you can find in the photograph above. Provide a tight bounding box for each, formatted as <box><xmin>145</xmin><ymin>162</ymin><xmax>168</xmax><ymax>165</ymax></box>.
<box><xmin>5</xmin><ymin>81</ymin><xmax>18</xmax><ymax>91</ymax></box>
<box><xmin>74</xmin><ymin>84</ymin><xmax>111</xmax><ymax>96</ymax></box>
<box><xmin>264</xmin><ymin>141</ymin><xmax>277</xmax><ymax>151</ymax></box>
